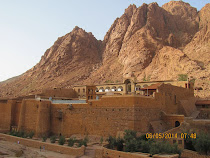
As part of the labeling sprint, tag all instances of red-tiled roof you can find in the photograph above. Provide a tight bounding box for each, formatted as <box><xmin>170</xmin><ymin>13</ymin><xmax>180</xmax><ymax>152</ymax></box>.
<box><xmin>195</xmin><ymin>100</ymin><xmax>210</xmax><ymax>105</ymax></box>
<box><xmin>141</xmin><ymin>83</ymin><xmax>162</xmax><ymax>90</ymax></box>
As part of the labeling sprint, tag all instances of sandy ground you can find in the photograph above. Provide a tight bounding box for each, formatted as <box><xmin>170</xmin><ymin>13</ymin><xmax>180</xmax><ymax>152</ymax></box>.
<box><xmin>0</xmin><ymin>140</ymin><xmax>99</xmax><ymax>158</ymax></box>
<box><xmin>0</xmin><ymin>140</ymin><xmax>77</xmax><ymax>158</ymax></box>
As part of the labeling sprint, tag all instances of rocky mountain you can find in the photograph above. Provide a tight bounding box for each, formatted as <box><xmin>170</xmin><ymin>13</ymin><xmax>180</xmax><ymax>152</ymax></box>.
<box><xmin>0</xmin><ymin>1</ymin><xmax>209</xmax><ymax>98</ymax></box>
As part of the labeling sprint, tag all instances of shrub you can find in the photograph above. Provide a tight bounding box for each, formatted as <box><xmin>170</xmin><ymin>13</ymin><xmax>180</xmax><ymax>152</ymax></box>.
<box><xmin>100</xmin><ymin>136</ymin><xmax>104</xmax><ymax>145</ymax></box>
<box><xmin>22</xmin><ymin>133</ymin><xmax>28</xmax><ymax>138</ymax></box>
<box><xmin>107</xmin><ymin>136</ymin><xmax>117</xmax><ymax>149</ymax></box>
<box><xmin>58</xmin><ymin>136</ymin><xmax>65</xmax><ymax>145</ymax></box>
<box><xmin>141</xmin><ymin>139</ymin><xmax>154</xmax><ymax>153</ymax></box>
<box><xmin>28</xmin><ymin>131</ymin><xmax>34</xmax><ymax>139</ymax></box>
<box><xmin>149</xmin><ymin>141</ymin><xmax>182</xmax><ymax>156</ymax></box>
<box><xmin>124</xmin><ymin>129</ymin><xmax>138</xmax><ymax>152</ymax></box>
<box><xmin>116</xmin><ymin>137</ymin><xmax>124</xmax><ymax>151</ymax></box>
<box><xmin>9</xmin><ymin>130</ymin><xmax>15</xmax><ymax>136</ymax></box>
<box><xmin>83</xmin><ymin>136</ymin><xmax>89</xmax><ymax>146</ymax></box>
<box><xmin>50</xmin><ymin>135</ymin><xmax>56</xmax><ymax>143</ymax></box>
<box><xmin>178</xmin><ymin>74</ymin><xmax>188</xmax><ymax>81</ymax></box>
<box><xmin>125</xmin><ymin>138</ymin><xmax>137</xmax><ymax>152</ymax></box>
<box><xmin>171</xmin><ymin>143</ymin><xmax>182</xmax><ymax>156</ymax></box>
<box><xmin>193</xmin><ymin>132</ymin><xmax>210</xmax><ymax>155</ymax></box>
<box><xmin>17</xmin><ymin>131</ymin><xmax>25</xmax><ymax>137</ymax></box>
<box><xmin>13</xmin><ymin>131</ymin><xmax>19</xmax><ymax>136</ymax></box>
<box><xmin>124</xmin><ymin>129</ymin><xmax>137</xmax><ymax>142</ymax></box>
<box><xmin>68</xmin><ymin>137</ymin><xmax>76</xmax><ymax>147</ymax></box>
<box><xmin>138</xmin><ymin>134</ymin><xmax>148</xmax><ymax>141</ymax></box>
<box><xmin>105</xmin><ymin>80</ymin><xmax>114</xmax><ymax>83</ymax></box>
<box><xmin>77</xmin><ymin>136</ymin><xmax>89</xmax><ymax>147</ymax></box>
<box><xmin>77</xmin><ymin>140</ymin><xmax>83</xmax><ymax>147</ymax></box>
<box><xmin>42</xmin><ymin>135</ymin><xmax>47</xmax><ymax>142</ymax></box>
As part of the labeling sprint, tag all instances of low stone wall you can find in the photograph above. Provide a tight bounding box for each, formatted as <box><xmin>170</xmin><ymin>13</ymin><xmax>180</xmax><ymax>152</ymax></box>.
<box><xmin>0</xmin><ymin>133</ymin><xmax>85</xmax><ymax>157</ymax></box>
<box><xmin>181</xmin><ymin>149</ymin><xmax>210</xmax><ymax>158</ymax></box>
<box><xmin>95</xmin><ymin>147</ymin><xmax>179</xmax><ymax>158</ymax></box>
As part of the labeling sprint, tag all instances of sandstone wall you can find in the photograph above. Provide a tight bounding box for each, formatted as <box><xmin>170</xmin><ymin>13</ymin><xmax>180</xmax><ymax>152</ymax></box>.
<box><xmin>95</xmin><ymin>147</ymin><xmax>179</xmax><ymax>158</ymax></box>
<box><xmin>35</xmin><ymin>100</ymin><xmax>51</xmax><ymax>137</ymax></box>
<box><xmin>41</xmin><ymin>88</ymin><xmax>78</xmax><ymax>98</ymax></box>
<box><xmin>18</xmin><ymin>100</ymin><xmax>39</xmax><ymax>132</ymax></box>
<box><xmin>0</xmin><ymin>100</ymin><xmax>11</xmax><ymax>131</ymax></box>
<box><xmin>50</xmin><ymin>96</ymin><xmax>163</xmax><ymax>137</ymax></box>
<box><xmin>158</xmin><ymin>84</ymin><xmax>195</xmax><ymax>115</ymax></box>
<box><xmin>11</xmin><ymin>100</ymin><xmax>22</xmax><ymax>127</ymax></box>
<box><xmin>162</xmin><ymin>114</ymin><xmax>185</xmax><ymax>129</ymax></box>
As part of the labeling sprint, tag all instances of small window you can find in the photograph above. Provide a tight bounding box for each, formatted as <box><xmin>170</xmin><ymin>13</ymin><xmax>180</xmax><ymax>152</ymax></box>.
<box><xmin>173</xmin><ymin>140</ymin><xmax>176</xmax><ymax>144</ymax></box>
<box><xmin>178</xmin><ymin>140</ymin><xmax>182</xmax><ymax>144</ymax></box>
<box><xmin>175</xmin><ymin>121</ymin><xmax>180</xmax><ymax>127</ymax></box>
<box><xmin>78</xmin><ymin>89</ymin><xmax>80</xmax><ymax>93</ymax></box>
<box><xmin>83</xmin><ymin>88</ymin><xmax>85</xmax><ymax>93</ymax></box>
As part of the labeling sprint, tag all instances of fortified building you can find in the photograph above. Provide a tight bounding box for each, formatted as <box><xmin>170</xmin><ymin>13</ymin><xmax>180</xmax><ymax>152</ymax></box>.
<box><xmin>0</xmin><ymin>76</ymin><xmax>209</xmax><ymax>148</ymax></box>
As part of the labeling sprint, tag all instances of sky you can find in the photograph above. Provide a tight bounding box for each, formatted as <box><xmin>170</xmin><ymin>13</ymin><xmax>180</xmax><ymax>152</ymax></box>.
<box><xmin>0</xmin><ymin>0</ymin><xmax>209</xmax><ymax>82</ymax></box>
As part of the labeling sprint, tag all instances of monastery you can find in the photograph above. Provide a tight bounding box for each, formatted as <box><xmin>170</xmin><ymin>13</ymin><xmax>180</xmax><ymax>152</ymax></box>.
<box><xmin>0</xmin><ymin>74</ymin><xmax>209</xmax><ymax>149</ymax></box>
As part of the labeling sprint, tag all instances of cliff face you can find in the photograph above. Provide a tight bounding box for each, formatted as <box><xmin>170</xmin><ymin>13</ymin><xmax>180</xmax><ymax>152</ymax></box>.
<box><xmin>0</xmin><ymin>1</ymin><xmax>209</xmax><ymax>98</ymax></box>
<box><xmin>0</xmin><ymin>27</ymin><xmax>102</xmax><ymax>97</ymax></box>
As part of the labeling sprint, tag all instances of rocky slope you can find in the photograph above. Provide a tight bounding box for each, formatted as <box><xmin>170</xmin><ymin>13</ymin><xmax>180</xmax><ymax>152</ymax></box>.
<box><xmin>0</xmin><ymin>1</ymin><xmax>209</xmax><ymax>98</ymax></box>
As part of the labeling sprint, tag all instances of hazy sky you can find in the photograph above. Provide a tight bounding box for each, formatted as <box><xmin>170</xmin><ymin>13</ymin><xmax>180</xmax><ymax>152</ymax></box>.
<box><xmin>0</xmin><ymin>0</ymin><xmax>209</xmax><ymax>82</ymax></box>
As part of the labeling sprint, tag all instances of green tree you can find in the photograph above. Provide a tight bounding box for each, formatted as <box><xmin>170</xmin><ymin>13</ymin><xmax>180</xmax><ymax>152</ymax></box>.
<box><xmin>107</xmin><ymin>136</ymin><xmax>117</xmax><ymax>149</ymax></box>
<box><xmin>193</xmin><ymin>132</ymin><xmax>210</xmax><ymax>155</ymax></box>
<box><xmin>116</xmin><ymin>137</ymin><xmax>124</xmax><ymax>151</ymax></box>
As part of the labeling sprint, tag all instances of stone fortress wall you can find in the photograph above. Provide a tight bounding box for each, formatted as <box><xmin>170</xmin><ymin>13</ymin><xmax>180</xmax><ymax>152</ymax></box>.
<box><xmin>0</xmin><ymin>82</ymin><xmax>197</xmax><ymax>138</ymax></box>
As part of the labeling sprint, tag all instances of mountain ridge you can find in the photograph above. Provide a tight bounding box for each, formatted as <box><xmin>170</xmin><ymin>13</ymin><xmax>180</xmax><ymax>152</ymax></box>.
<box><xmin>0</xmin><ymin>1</ymin><xmax>209</xmax><ymax>99</ymax></box>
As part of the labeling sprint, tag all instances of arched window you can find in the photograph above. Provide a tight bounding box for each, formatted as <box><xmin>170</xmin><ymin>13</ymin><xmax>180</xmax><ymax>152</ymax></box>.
<box><xmin>111</xmin><ymin>86</ymin><xmax>117</xmax><ymax>91</ymax></box>
<box><xmin>118</xmin><ymin>86</ymin><xmax>123</xmax><ymax>91</ymax></box>
<box><xmin>99</xmin><ymin>87</ymin><xmax>104</xmax><ymax>92</ymax></box>
<box><xmin>135</xmin><ymin>85</ymin><xmax>141</xmax><ymax>91</ymax></box>
<box><xmin>105</xmin><ymin>87</ymin><xmax>110</xmax><ymax>92</ymax></box>
<box><xmin>95</xmin><ymin>88</ymin><xmax>99</xmax><ymax>92</ymax></box>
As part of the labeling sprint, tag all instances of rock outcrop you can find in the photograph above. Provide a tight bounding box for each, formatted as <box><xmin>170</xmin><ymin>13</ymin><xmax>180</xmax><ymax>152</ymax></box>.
<box><xmin>0</xmin><ymin>1</ymin><xmax>209</xmax><ymax>98</ymax></box>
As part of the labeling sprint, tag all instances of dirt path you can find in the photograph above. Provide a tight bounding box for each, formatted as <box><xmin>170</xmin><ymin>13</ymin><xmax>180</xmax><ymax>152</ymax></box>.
<box><xmin>0</xmin><ymin>140</ymin><xmax>104</xmax><ymax>158</ymax></box>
